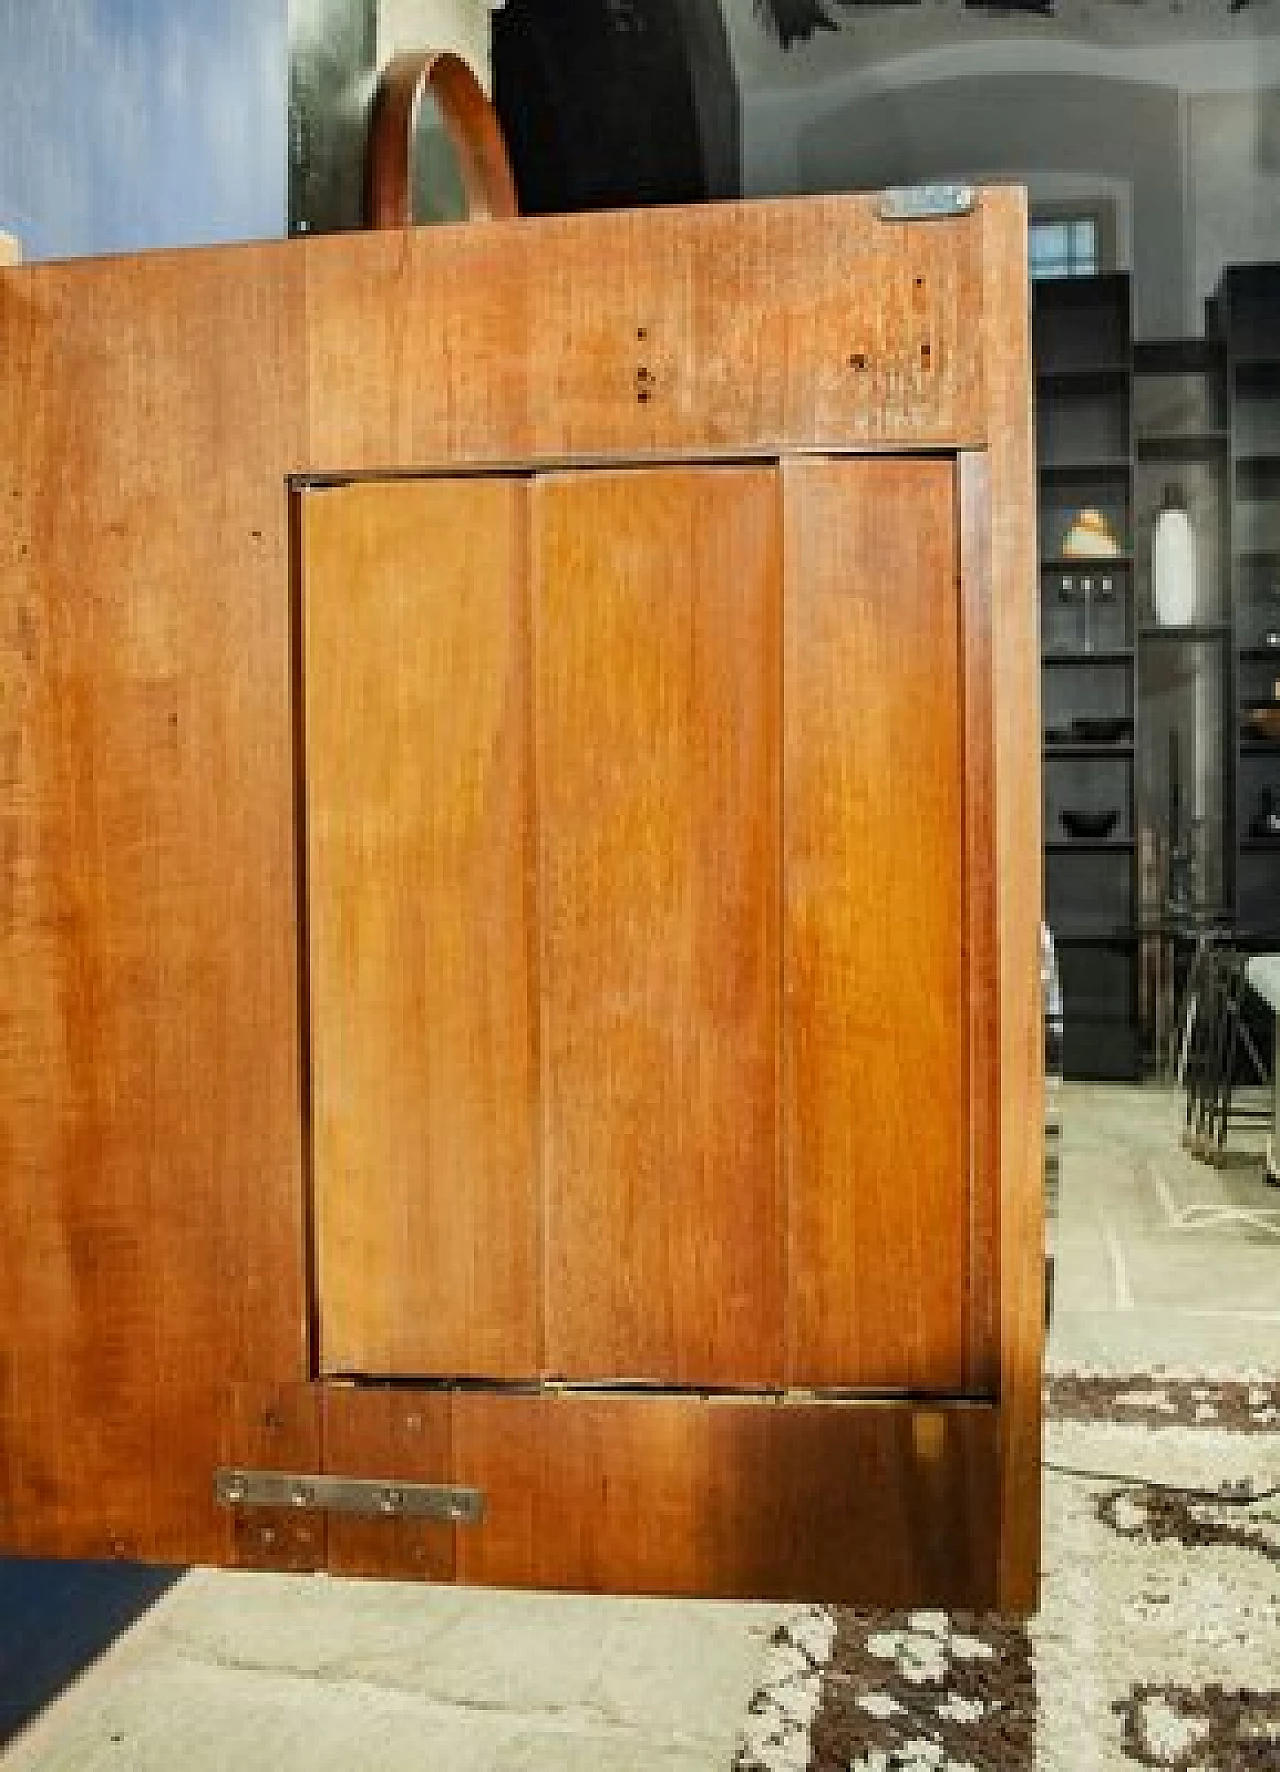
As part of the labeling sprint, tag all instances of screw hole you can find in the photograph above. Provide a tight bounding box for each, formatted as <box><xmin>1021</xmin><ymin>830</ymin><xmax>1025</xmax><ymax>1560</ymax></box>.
<box><xmin>920</xmin><ymin>341</ymin><xmax>932</xmax><ymax>368</ymax></box>
<box><xmin>848</xmin><ymin>352</ymin><xmax>868</xmax><ymax>372</ymax></box>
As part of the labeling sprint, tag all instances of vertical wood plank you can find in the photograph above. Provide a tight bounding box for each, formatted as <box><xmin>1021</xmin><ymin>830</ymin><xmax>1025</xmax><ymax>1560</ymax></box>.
<box><xmin>535</xmin><ymin>468</ymin><xmax>783</xmax><ymax>1385</ymax></box>
<box><xmin>322</xmin><ymin>1386</ymin><xmax>455</xmax><ymax>1581</ymax></box>
<box><xmin>303</xmin><ymin>477</ymin><xmax>540</xmax><ymax>1380</ymax></box>
<box><xmin>0</xmin><ymin>247</ymin><xmax>308</xmax><ymax>1566</ymax></box>
<box><xmin>979</xmin><ymin>191</ymin><xmax>1044</xmax><ymax>1612</ymax></box>
<box><xmin>784</xmin><ymin>456</ymin><xmax>966</xmax><ymax>1391</ymax></box>
<box><xmin>220</xmin><ymin>1384</ymin><xmax>325</xmax><ymax>1573</ymax></box>
<box><xmin>958</xmin><ymin>452</ymin><xmax>1001</xmax><ymax>1395</ymax></box>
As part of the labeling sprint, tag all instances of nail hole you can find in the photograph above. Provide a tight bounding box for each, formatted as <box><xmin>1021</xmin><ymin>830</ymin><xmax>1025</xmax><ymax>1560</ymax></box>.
<box><xmin>920</xmin><ymin>341</ymin><xmax>932</xmax><ymax>368</ymax></box>
<box><xmin>848</xmin><ymin>352</ymin><xmax>868</xmax><ymax>372</ymax></box>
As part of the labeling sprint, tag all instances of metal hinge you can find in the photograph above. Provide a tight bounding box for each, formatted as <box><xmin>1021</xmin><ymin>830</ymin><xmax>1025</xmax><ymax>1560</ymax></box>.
<box><xmin>214</xmin><ymin>1468</ymin><xmax>486</xmax><ymax>1525</ymax></box>
<box><xmin>878</xmin><ymin>184</ymin><xmax>976</xmax><ymax>222</ymax></box>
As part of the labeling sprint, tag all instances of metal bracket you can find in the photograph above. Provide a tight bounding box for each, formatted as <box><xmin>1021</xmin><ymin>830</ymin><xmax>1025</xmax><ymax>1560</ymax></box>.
<box><xmin>878</xmin><ymin>184</ymin><xmax>976</xmax><ymax>222</ymax></box>
<box><xmin>214</xmin><ymin>1468</ymin><xmax>486</xmax><ymax>1525</ymax></box>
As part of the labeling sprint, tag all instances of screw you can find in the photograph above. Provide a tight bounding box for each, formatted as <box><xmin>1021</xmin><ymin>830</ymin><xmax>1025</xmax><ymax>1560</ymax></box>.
<box><xmin>222</xmin><ymin>1475</ymin><xmax>248</xmax><ymax>1506</ymax></box>
<box><xmin>289</xmin><ymin>1483</ymin><xmax>313</xmax><ymax>1509</ymax></box>
<box><xmin>378</xmin><ymin>1488</ymin><xmax>404</xmax><ymax>1515</ymax></box>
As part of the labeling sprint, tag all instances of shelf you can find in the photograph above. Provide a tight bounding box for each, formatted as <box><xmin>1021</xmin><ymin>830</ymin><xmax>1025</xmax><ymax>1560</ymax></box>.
<box><xmin>1051</xmin><ymin>928</ymin><xmax>1139</xmax><ymax>945</ymax></box>
<box><xmin>1043</xmin><ymin>742</ymin><xmax>1134</xmax><ymax>758</ymax></box>
<box><xmin>1138</xmin><ymin>623</ymin><xmax>1231</xmax><ymax>641</ymax></box>
<box><xmin>1042</xmin><ymin>647</ymin><xmax>1134</xmax><ymax>664</ymax></box>
<box><xmin>1241</xmin><ymin>646</ymin><xmax>1280</xmax><ymax>662</ymax></box>
<box><xmin>1135</xmin><ymin>431</ymin><xmax>1229</xmax><ymax>463</ymax></box>
<box><xmin>1047</xmin><ymin>839</ymin><xmax>1135</xmax><ymax>853</ymax></box>
<box><xmin>1241</xmin><ymin>740</ymin><xmax>1280</xmax><ymax>755</ymax></box>
<box><xmin>1038</xmin><ymin>457</ymin><xmax>1132</xmax><ymax>478</ymax></box>
<box><xmin>1036</xmin><ymin>363</ymin><xmax>1130</xmax><ymax>389</ymax></box>
<box><xmin>1134</xmin><ymin>339</ymin><xmax>1222</xmax><ymax>376</ymax></box>
<box><xmin>1240</xmin><ymin>838</ymin><xmax>1280</xmax><ymax>853</ymax></box>
<box><xmin>1041</xmin><ymin>553</ymin><xmax>1132</xmax><ymax>568</ymax></box>
<box><xmin>1235</xmin><ymin>454</ymin><xmax>1280</xmax><ymax>497</ymax></box>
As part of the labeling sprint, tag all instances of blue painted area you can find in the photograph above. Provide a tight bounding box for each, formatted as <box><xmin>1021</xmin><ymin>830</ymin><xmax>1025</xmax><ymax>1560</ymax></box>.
<box><xmin>0</xmin><ymin>0</ymin><xmax>287</xmax><ymax>260</ymax></box>
<box><xmin>0</xmin><ymin>1560</ymin><xmax>178</xmax><ymax>1746</ymax></box>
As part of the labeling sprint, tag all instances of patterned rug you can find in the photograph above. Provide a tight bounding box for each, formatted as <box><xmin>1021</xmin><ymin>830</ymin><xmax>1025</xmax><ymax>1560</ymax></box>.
<box><xmin>735</xmin><ymin>1377</ymin><xmax>1280</xmax><ymax>1771</ymax></box>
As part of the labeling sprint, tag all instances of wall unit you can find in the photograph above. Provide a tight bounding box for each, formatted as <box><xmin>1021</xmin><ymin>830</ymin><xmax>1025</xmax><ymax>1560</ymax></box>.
<box><xmin>1035</xmin><ymin>264</ymin><xmax>1280</xmax><ymax>1077</ymax></box>
<box><xmin>1034</xmin><ymin>274</ymin><xmax>1141</xmax><ymax>1080</ymax></box>
<box><xmin>0</xmin><ymin>192</ymin><xmax>1042</xmax><ymax>1610</ymax></box>
<box><xmin>1220</xmin><ymin>264</ymin><xmax>1280</xmax><ymax>941</ymax></box>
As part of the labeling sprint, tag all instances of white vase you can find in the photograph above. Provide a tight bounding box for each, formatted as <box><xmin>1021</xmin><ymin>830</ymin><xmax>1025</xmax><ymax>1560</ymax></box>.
<box><xmin>1153</xmin><ymin>485</ymin><xmax>1197</xmax><ymax>627</ymax></box>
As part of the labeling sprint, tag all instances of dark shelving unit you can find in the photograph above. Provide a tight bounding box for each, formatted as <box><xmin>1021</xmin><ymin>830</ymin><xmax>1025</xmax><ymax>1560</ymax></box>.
<box><xmin>1220</xmin><ymin>266</ymin><xmax>1280</xmax><ymax>937</ymax></box>
<box><xmin>1034</xmin><ymin>273</ymin><xmax>1141</xmax><ymax>1079</ymax></box>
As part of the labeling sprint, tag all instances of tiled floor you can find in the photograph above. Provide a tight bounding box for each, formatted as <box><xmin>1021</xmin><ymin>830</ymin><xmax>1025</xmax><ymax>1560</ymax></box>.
<box><xmin>1049</xmin><ymin>1082</ymin><xmax>1280</xmax><ymax>1377</ymax></box>
<box><xmin>3</xmin><ymin>1084</ymin><xmax>1277</xmax><ymax>1768</ymax></box>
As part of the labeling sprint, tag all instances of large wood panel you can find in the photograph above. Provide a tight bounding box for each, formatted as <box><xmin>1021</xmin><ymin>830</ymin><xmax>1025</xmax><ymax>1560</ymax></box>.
<box><xmin>303</xmin><ymin>478</ymin><xmax>540</xmax><ymax>1380</ymax></box>
<box><xmin>535</xmin><ymin>468</ymin><xmax>782</xmax><ymax>1384</ymax></box>
<box><xmin>303</xmin><ymin>196</ymin><xmax>986</xmax><ymax>470</ymax></box>
<box><xmin>450</xmin><ymin>1390</ymin><xmax>998</xmax><ymax>1605</ymax></box>
<box><xmin>0</xmin><ymin>246</ymin><xmax>308</xmax><ymax>1565</ymax></box>
<box><xmin>979</xmin><ymin>193</ymin><xmax>1044</xmax><ymax>1612</ymax></box>
<box><xmin>0</xmin><ymin>191</ymin><xmax>1039</xmax><ymax>1603</ymax></box>
<box><xmin>783</xmin><ymin>457</ymin><xmax>966</xmax><ymax>1391</ymax></box>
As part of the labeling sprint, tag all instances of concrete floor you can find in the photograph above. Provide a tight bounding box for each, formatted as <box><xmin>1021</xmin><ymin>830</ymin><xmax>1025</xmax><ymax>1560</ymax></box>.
<box><xmin>3</xmin><ymin>1083</ymin><xmax>1277</xmax><ymax>1767</ymax></box>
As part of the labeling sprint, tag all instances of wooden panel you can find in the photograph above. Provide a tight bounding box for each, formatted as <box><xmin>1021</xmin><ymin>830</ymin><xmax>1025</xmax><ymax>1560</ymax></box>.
<box><xmin>0</xmin><ymin>246</ymin><xmax>307</xmax><ymax>1565</ymax></box>
<box><xmin>322</xmin><ymin>1386</ymin><xmax>455</xmax><ymax>1581</ymax></box>
<box><xmin>303</xmin><ymin>478</ymin><xmax>539</xmax><ymax>1379</ymax></box>
<box><xmin>303</xmin><ymin>196</ymin><xmax>986</xmax><ymax>470</ymax></box>
<box><xmin>451</xmin><ymin>1391</ymin><xmax>998</xmax><ymax>1606</ymax></box>
<box><xmin>979</xmin><ymin>194</ymin><xmax>1044</xmax><ymax>1612</ymax></box>
<box><xmin>959</xmin><ymin>453</ymin><xmax>1000</xmax><ymax>1395</ymax></box>
<box><xmin>784</xmin><ymin>456</ymin><xmax>966</xmax><ymax>1391</ymax></box>
<box><xmin>220</xmin><ymin>1384</ymin><xmax>325</xmax><ymax>1573</ymax></box>
<box><xmin>535</xmin><ymin>468</ymin><xmax>782</xmax><ymax>1384</ymax></box>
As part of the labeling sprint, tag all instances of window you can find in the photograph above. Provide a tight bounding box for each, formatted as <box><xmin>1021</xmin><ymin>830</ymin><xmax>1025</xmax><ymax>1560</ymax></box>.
<box><xmin>1030</xmin><ymin>213</ymin><xmax>1102</xmax><ymax>281</ymax></box>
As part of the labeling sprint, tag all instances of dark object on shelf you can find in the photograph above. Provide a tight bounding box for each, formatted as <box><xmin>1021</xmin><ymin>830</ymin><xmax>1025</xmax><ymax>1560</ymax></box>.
<box><xmin>1245</xmin><ymin>705</ymin><xmax>1280</xmax><ymax>743</ymax></box>
<box><xmin>1060</xmin><ymin>808</ymin><xmax>1120</xmax><ymax>840</ymax></box>
<box><xmin>1249</xmin><ymin>789</ymin><xmax>1280</xmax><ymax>842</ymax></box>
<box><xmin>1263</xmin><ymin>630</ymin><xmax>1280</xmax><ymax>651</ymax></box>
<box><xmin>1044</xmin><ymin>725</ymin><xmax>1073</xmax><ymax>745</ymax></box>
<box><xmin>1071</xmin><ymin>715</ymin><xmax>1133</xmax><ymax>743</ymax></box>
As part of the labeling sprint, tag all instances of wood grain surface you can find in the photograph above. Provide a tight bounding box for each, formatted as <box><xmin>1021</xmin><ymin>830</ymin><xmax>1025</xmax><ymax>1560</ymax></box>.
<box><xmin>979</xmin><ymin>193</ymin><xmax>1044</xmax><ymax>1613</ymax></box>
<box><xmin>959</xmin><ymin>452</ymin><xmax>1001</xmax><ymax>1395</ymax></box>
<box><xmin>450</xmin><ymin>1389</ymin><xmax>998</xmax><ymax>1605</ymax></box>
<box><xmin>0</xmin><ymin>190</ymin><xmax>1038</xmax><ymax>1603</ymax></box>
<box><xmin>303</xmin><ymin>195</ymin><xmax>985</xmax><ymax>470</ymax></box>
<box><xmin>302</xmin><ymin>478</ymin><xmax>540</xmax><ymax>1380</ymax></box>
<box><xmin>783</xmin><ymin>456</ymin><xmax>966</xmax><ymax>1391</ymax></box>
<box><xmin>535</xmin><ymin>468</ymin><xmax>782</xmax><ymax>1385</ymax></box>
<box><xmin>322</xmin><ymin>1385</ymin><xmax>455</xmax><ymax>1581</ymax></box>
<box><xmin>0</xmin><ymin>246</ymin><xmax>308</xmax><ymax>1566</ymax></box>
<box><xmin>220</xmin><ymin>1384</ymin><xmax>325</xmax><ymax>1573</ymax></box>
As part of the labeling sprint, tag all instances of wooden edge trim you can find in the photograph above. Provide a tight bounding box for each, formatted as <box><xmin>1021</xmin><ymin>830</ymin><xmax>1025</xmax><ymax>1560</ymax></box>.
<box><xmin>958</xmin><ymin>451</ymin><xmax>1000</xmax><ymax>1397</ymax></box>
<box><xmin>978</xmin><ymin>188</ymin><xmax>1044</xmax><ymax>1614</ymax></box>
<box><xmin>364</xmin><ymin>50</ymin><xmax>519</xmax><ymax>229</ymax></box>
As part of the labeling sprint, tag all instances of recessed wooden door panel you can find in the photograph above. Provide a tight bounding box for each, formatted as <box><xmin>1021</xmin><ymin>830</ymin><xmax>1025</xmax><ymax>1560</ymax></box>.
<box><xmin>535</xmin><ymin>468</ymin><xmax>782</xmax><ymax>1385</ymax></box>
<box><xmin>303</xmin><ymin>477</ymin><xmax>540</xmax><ymax>1379</ymax></box>
<box><xmin>784</xmin><ymin>456</ymin><xmax>967</xmax><ymax>1391</ymax></box>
